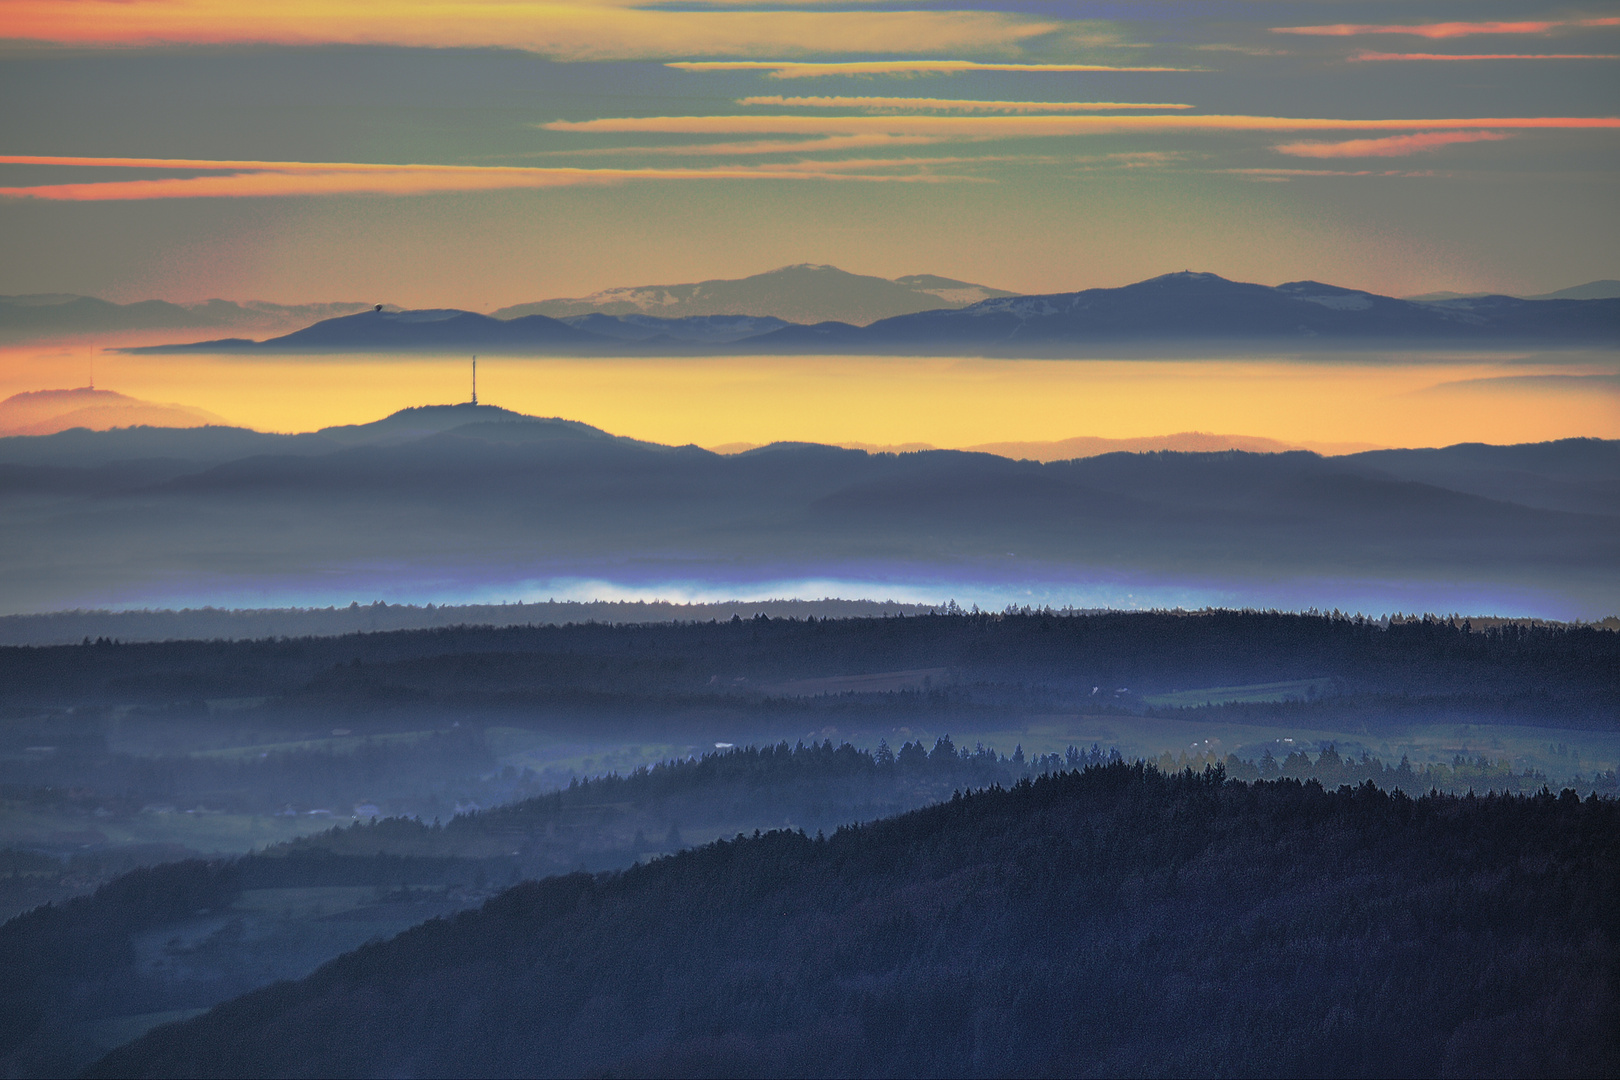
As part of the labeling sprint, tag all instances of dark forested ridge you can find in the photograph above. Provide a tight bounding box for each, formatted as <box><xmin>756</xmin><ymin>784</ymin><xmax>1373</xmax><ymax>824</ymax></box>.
<box><xmin>0</xmin><ymin>849</ymin><xmax>491</xmax><ymax>1077</ymax></box>
<box><xmin>0</xmin><ymin>598</ymin><xmax>933</xmax><ymax>648</ymax></box>
<box><xmin>90</xmin><ymin>764</ymin><xmax>1619</xmax><ymax>1079</ymax></box>
<box><xmin>5</xmin><ymin>610</ymin><xmax>1616</xmax><ymax>719</ymax></box>
<box><xmin>11</xmin><ymin>738</ymin><xmax>1609</xmax><ymax>1077</ymax></box>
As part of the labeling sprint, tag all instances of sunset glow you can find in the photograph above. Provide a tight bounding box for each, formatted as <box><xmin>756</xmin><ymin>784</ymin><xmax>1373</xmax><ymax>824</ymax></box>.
<box><xmin>4</xmin><ymin>347</ymin><xmax>1614</xmax><ymax>452</ymax></box>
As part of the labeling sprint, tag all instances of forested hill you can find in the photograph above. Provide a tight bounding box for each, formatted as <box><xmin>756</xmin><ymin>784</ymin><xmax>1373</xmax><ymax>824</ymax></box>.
<box><xmin>91</xmin><ymin>764</ymin><xmax>1618</xmax><ymax>1079</ymax></box>
<box><xmin>5</xmin><ymin>610</ymin><xmax>1616</xmax><ymax>727</ymax></box>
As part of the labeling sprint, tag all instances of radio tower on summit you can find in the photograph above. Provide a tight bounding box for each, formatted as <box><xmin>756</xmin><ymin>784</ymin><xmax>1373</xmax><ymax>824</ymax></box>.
<box><xmin>470</xmin><ymin>355</ymin><xmax>477</xmax><ymax>406</ymax></box>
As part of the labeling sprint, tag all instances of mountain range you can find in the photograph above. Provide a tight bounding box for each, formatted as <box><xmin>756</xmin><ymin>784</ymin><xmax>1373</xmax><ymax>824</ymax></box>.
<box><xmin>14</xmin><ymin>268</ymin><xmax>1617</xmax><ymax>349</ymax></box>
<box><xmin>714</xmin><ymin>433</ymin><xmax>1383</xmax><ymax>459</ymax></box>
<box><xmin>491</xmin><ymin>264</ymin><xmax>1016</xmax><ymax>325</ymax></box>
<box><xmin>0</xmin><ymin>266</ymin><xmax>1008</xmax><ymax>343</ymax></box>
<box><xmin>0</xmin><ymin>403</ymin><xmax>1614</xmax><ymax>617</ymax></box>
<box><xmin>1407</xmin><ymin>279</ymin><xmax>1620</xmax><ymax>303</ymax></box>
<box><xmin>130</xmin><ymin>272</ymin><xmax>1620</xmax><ymax>355</ymax></box>
<box><xmin>0</xmin><ymin>388</ymin><xmax>225</xmax><ymax>437</ymax></box>
<box><xmin>0</xmin><ymin>393</ymin><xmax>1376</xmax><ymax>461</ymax></box>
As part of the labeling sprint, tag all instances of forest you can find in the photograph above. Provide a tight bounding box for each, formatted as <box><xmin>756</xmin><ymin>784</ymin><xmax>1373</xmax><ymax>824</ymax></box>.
<box><xmin>86</xmin><ymin>763</ymin><xmax>1619</xmax><ymax>1078</ymax></box>
<box><xmin>4</xmin><ymin>611</ymin><xmax>1616</xmax><ymax>915</ymax></box>
<box><xmin>1</xmin><ymin>610</ymin><xmax>1615</xmax><ymax>1075</ymax></box>
<box><xmin>3</xmin><ymin>738</ymin><xmax>1614</xmax><ymax>1076</ymax></box>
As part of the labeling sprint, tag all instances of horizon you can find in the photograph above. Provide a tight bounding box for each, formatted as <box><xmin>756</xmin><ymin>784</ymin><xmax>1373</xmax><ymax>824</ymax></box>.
<box><xmin>4</xmin><ymin>261</ymin><xmax>1619</xmax><ymax>313</ymax></box>
<box><xmin>6</xmin><ymin>384</ymin><xmax>1617</xmax><ymax>455</ymax></box>
<box><xmin>5</xmin><ymin>349</ymin><xmax>1616</xmax><ymax>449</ymax></box>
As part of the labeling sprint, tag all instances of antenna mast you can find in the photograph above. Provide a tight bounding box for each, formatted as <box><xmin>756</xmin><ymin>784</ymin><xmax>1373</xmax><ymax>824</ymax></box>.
<box><xmin>471</xmin><ymin>355</ymin><xmax>477</xmax><ymax>406</ymax></box>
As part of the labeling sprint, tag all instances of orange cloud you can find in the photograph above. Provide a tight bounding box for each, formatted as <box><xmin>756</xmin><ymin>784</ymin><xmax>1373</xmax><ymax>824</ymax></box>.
<box><xmin>1224</xmin><ymin>168</ymin><xmax>1438</xmax><ymax>180</ymax></box>
<box><xmin>0</xmin><ymin>155</ymin><xmax>968</xmax><ymax>201</ymax></box>
<box><xmin>1273</xmin><ymin>131</ymin><xmax>1511</xmax><ymax>158</ymax></box>
<box><xmin>536</xmin><ymin>134</ymin><xmax>948</xmax><ymax>156</ymax></box>
<box><xmin>667</xmin><ymin>60</ymin><xmax>1194</xmax><ymax>78</ymax></box>
<box><xmin>736</xmin><ymin>96</ymin><xmax>1194</xmax><ymax>112</ymax></box>
<box><xmin>544</xmin><ymin>114</ymin><xmax>1620</xmax><ymax>137</ymax></box>
<box><xmin>0</xmin><ymin>1</ymin><xmax>1057</xmax><ymax>60</ymax></box>
<box><xmin>1273</xmin><ymin>17</ymin><xmax>1620</xmax><ymax>38</ymax></box>
<box><xmin>1350</xmin><ymin>51</ymin><xmax>1620</xmax><ymax>62</ymax></box>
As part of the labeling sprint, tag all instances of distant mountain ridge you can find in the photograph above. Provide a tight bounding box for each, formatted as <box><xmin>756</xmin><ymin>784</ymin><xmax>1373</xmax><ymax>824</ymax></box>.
<box><xmin>0</xmin><ymin>388</ymin><xmax>226</xmax><ymax>437</ymax></box>
<box><xmin>0</xmin><ymin>405</ymin><xmax>1614</xmax><ymax>617</ymax></box>
<box><xmin>1407</xmin><ymin>279</ymin><xmax>1620</xmax><ymax>303</ymax></box>
<box><xmin>129</xmin><ymin>271</ymin><xmax>1620</xmax><ymax>355</ymax></box>
<box><xmin>492</xmin><ymin>264</ymin><xmax>1017</xmax><ymax>325</ymax></box>
<box><xmin>748</xmin><ymin>272</ymin><xmax>1620</xmax><ymax>353</ymax></box>
<box><xmin>711</xmin><ymin>433</ymin><xmax>1384</xmax><ymax>460</ymax></box>
<box><xmin>21</xmin><ymin>272</ymin><xmax>1616</xmax><ymax>347</ymax></box>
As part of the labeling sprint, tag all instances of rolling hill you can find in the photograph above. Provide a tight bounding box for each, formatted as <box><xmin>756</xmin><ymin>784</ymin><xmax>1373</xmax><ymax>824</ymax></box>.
<box><xmin>0</xmin><ymin>407</ymin><xmax>1613</xmax><ymax>617</ymax></box>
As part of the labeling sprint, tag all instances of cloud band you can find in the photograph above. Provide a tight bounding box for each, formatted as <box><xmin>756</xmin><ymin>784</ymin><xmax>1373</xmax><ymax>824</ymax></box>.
<box><xmin>667</xmin><ymin>60</ymin><xmax>1194</xmax><ymax>78</ymax></box>
<box><xmin>1273</xmin><ymin>132</ymin><xmax>1511</xmax><ymax>158</ymax></box>
<box><xmin>543</xmin><ymin>114</ymin><xmax>1620</xmax><ymax>136</ymax></box>
<box><xmin>736</xmin><ymin>96</ymin><xmax>1195</xmax><ymax>112</ymax></box>
<box><xmin>1273</xmin><ymin>18</ymin><xmax>1620</xmax><ymax>39</ymax></box>
<box><xmin>0</xmin><ymin>155</ymin><xmax>969</xmax><ymax>201</ymax></box>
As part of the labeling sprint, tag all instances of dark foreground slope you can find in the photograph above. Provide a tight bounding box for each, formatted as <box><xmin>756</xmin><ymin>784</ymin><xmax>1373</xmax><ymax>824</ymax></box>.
<box><xmin>93</xmin><ymin>765</ymin><xmax>1618</xmax><ymax>1079</ymax></box>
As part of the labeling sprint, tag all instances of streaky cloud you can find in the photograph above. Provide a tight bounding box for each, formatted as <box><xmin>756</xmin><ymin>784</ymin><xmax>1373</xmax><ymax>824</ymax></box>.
<box><xmin>545</xmin><ymin>114</ymin><xmax>1620</xmax><ymax>136</ymax></box>
<box><xmin>0</xmin><ymin>0</ymin><xmax>1058</xmax><ymax>61</ymax></box>
<box><xmin>0</xmin><ymin>156</ymin><xmax>970</xmax><ymax>202</ymax></box>
<box><xmin>1273</xmin><ymin>131</ymin><xmax>1511</xmax><ymax>158</ymax></box>
<box><xmin>1223</xmin><ymin>167</ymin><xmax>1439</xmax><ymax>179</ymax></box>
<box><xmin>1350</xmin><ymin>51</ymin><xmax>1620</xmax><ymax>62</ymax></box>
<box><xmin>528</xmin><ymin>134</ymin><xmax>947</xmax><ymax>157</ymax></box>
<box><xmin>736</xmin><ymin>96</ymin><xmax>1195</xmax><ymax>112</ymax></box>
<box><xmin>1273</xmin><ymin>17</ymin><xmax>1620</xmax><ymax>38</ymax></box>
<box><xmin>668</xmin><ymin>59</ymin><xmax>1195</xmax><ymax>77</ymax></box>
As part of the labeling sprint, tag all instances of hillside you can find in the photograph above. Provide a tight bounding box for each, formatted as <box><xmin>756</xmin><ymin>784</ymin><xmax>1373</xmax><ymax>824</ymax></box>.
<box><xmin>88</xmin><ymin>764</ymin><xmax>1620</xmax><ymax>1078</ymax></box>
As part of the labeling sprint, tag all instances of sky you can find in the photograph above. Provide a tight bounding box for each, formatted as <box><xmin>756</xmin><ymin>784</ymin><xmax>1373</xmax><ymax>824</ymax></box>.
<box><xmin>4</xmin><ymin>348</ymin><xmax>1616</xmax><ymax>449</ymax></box>
<box><xmin>2</xmin><ymin>1</ymin><xmax>1618</xmax><ymax>308</ymax></box>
